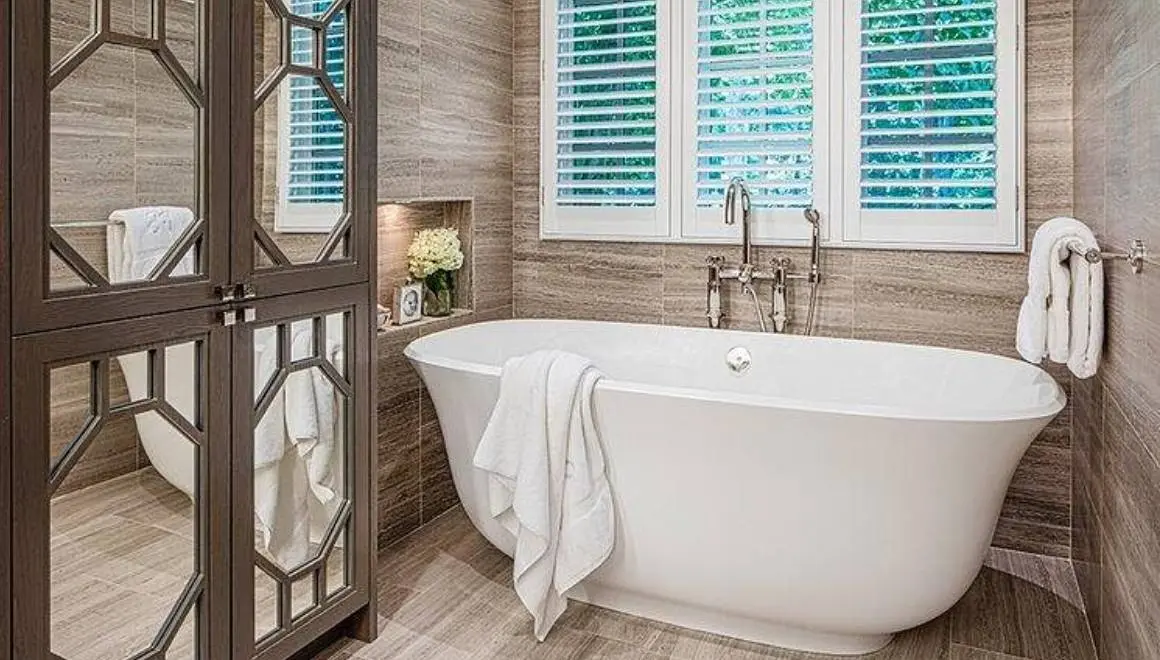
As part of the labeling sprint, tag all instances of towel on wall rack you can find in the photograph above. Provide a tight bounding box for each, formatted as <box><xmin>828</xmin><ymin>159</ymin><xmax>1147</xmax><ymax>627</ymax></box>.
<box><xmin>1017</xmin><ymin>217</ymin><xmax>1103</xmax><ymax>379</ymax></box>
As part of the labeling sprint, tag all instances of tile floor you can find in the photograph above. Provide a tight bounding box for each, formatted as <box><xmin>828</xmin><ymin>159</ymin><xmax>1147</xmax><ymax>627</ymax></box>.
<box><xmin>322</xmin><ymin>508</ymin><xmax>1099</xmax><ymax>660</ymax></box>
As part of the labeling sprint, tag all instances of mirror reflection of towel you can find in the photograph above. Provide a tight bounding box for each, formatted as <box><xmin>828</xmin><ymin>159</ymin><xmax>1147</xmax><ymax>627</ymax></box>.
<box><xmin>105</xmin><ymin>206</ymin><xmax>196</xmax><ymax>281</ymax></box>
<box><xmin>285</xmin><ymin>326</ymin><xmax>340</xmax><ymax>504</ymax></box>
<box><xmin>253</xmin><ymin>320</ymin><xmax>346</xmax><ymax>569</ymax></box>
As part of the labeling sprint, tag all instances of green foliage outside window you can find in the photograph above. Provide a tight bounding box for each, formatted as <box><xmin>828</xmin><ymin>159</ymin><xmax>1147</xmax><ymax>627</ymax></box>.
<box><xmin>555</xmin><ymin>0</ymin><xmax>999</xmax><ymax>211</ymax></box>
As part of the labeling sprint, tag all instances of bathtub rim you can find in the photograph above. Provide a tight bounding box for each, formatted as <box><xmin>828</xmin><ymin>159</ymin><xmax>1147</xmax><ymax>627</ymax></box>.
<box><xmin>404</xmin><ymin>319</ymin><xmax>1067</xmax><ymax>425</ymax></box>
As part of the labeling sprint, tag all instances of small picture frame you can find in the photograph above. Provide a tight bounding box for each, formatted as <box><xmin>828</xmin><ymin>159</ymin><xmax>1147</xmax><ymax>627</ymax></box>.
<box><xmin>392</xmin><ymin>282</ymin><xmax>424</xmax><ymax>325</ymax></box>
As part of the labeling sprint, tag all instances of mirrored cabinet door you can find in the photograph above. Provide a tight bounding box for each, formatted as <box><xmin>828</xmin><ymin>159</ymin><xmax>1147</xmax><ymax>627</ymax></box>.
<box><xmin>10</xmin><ymin>308</ymin><xmax>231</xmax><ymax>660</ymax></box>
<box><xmin>231</xmin><ymin>286</ymin><xmax>372</xmax><ymax>660</ymax></box>
<box><xmin>234</xmin><ymin>0</ymin><xmax>372</xmax><ymax>299</ymax></box>
<box><xmin>10</xmin><ymin>0</ymin><xmax>231</xmax><ymax>334</ymax></box>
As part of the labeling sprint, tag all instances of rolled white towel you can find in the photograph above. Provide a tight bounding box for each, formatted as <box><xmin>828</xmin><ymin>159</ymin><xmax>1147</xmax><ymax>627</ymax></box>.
<box><xmin>1017</xmin><ymin>217</ymin><xmax>1104</xmax><ymax>379</ymax></box>
<box><xmin>1066</xmin><ymin>245</ymin><xmax>1104</xmax><ymax>379</ymax></box>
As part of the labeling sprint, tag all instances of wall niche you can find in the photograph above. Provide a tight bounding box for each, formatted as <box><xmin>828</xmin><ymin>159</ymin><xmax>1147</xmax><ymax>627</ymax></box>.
<box><xmin>376</xmin><ymin>199</ymin><xmax>474</xmax><ymax>328</ymax></box>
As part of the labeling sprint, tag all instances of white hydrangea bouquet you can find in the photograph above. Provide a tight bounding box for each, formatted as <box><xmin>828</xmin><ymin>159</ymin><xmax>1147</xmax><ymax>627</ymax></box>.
<box><xmin>407</xmin><ymin>228</ymin><xmax>464</xmax><ymax>317</ymax></box>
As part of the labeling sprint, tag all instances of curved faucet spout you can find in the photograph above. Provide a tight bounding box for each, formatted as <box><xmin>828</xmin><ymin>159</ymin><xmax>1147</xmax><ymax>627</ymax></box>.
<box><xmin>724</xmin><ymin>178</ymin><xmax>754</xmax><ymax>266</ymax></box>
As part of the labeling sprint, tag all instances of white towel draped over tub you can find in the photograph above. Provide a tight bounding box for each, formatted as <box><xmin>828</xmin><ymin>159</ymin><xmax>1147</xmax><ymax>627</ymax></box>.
<box><xmin>1017</xmin><ymin>217</ymin><xmax>1104</xmax><ymax>379</ymax></box>
<box><xmin>473</xmin><ymin>350</ymin><xmax>615</xmax><ymax>642</ymax></box>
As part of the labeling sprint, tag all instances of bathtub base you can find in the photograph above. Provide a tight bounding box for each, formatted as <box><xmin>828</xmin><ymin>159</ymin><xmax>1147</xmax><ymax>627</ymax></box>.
<box><xmin>570</xmin><ymin>583</ymin><xmax>895</xmax><ymax>657</ymax></box>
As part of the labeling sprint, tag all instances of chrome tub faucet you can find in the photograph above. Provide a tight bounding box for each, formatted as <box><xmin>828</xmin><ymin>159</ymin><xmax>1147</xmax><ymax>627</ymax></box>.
<box><xmin>706</xmin><ymin>178</ymin><xmax>825</xmax><ymax>335</ymax></box>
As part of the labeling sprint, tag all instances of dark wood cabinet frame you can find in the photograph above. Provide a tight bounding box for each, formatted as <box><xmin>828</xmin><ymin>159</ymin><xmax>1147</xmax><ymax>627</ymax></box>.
<box><xmin>9</xmin><ymin>0</ymin><xmax>233</xmax><ymax>334</ymax></box>
<box><xmin>228</xmin><ymin>0</ymin><xmax>375</xmax><ymax>303</ymax></box>
<box><xmin>1</xmin><ymin>0</ymin><xmax>12</xmax><ymax>653</ymax></box>
<box><xmin>2</xmin><ymin>0</ymin><xmax>379</xmax><ymax>655</ymax></box>
<box><xmin>9</xmin><ymin>0</ymin><xmax>377</xmax><ymax>334</ymax></box>
<box><xmin>11</xmin><ymin>309</ymin><xmax>234</xmax><ymax>659</ymax></box>
<box><xmin>231</xmin><ymin>285</ymin><xmax>375</xmax><ymax>660</ymax></box>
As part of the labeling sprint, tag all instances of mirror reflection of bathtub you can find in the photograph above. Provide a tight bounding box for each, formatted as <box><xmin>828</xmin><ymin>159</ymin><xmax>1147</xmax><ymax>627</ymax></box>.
<box><xmin>114</xmin><ymin>315</ymin><xmax>346</xmax><ymax>570</ymax></box>
<box><xmin>407</xmin><ymin>319</ymin><xmax>1067</xmax><ymax>656</ymax></box>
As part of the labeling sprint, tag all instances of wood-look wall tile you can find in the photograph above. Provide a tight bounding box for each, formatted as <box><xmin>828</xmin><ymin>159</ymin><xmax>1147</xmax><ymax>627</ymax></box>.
<box><xmin>1100</xmin><ymin>264</ymin><xmax>1160</xmax><ymax>436</ymax></box>
<box><xmin>377</xmin><ymin>326</ymin><xmax>423</xmax><ymax>404</ymax></box>
<box><xmin>852</xmin><ymin>251</ymin><xmax>1025</xmax><ymax>343</ymax></box>
<box><xmin>990</xmin><ymin>518</ymin><xmax>1070</xmax><ymax>561</ymax></box>
<box><xmin>660</xmin><ymin>244</ymin><xmax>718</xmax><ymax>330</ymax></box>
<box><xmin>376</xmin><ymin>0</ymin><xmax>517</xmax><ymax>551</ymax></box>
<box><xmin>378</xmin><ymin>0</ymin><xmax>423</xmax><ymax>199</ymax></box>
<box><xmin>1102</xmin><ymin>63</ymin><xmax>1160</xmax><ymax>256</ymax></box>
<box><xmin>418</xmin><ymin>40</ymin><xmax>512</xmax><ymax>127</ymax></box>
<box><xmin>377</xmin><ymin>323</ymin><xmax>424</xmax><ymax>548</ymax></box>
<box><xmin>1069</xmin><ymin>374</ymin><xmax>1103</xmax><ymax>563</ymax></box>
<box><xmin>1024</xmin><ymin>118</ymin><xmax>1075</xmax><ymax>232</ymax></box>
<box><xmin>419</xmin><ymin>389</ymin><xmax>458</xmax><ymax>524</ymax></box>
<box><xmin>378</xmin><ymin>389</ymin><xmax>421</xmax><ymax>522</ymax></box>
<box><xmin>1098</xmin><ymin>392</ymin><xmax>1160</xmax><ymax>659</ymax></box>
<box><xmin>513</xmin><ymin>260</ymin><xmax>663</xmax><ymax>324</ymax></box>
<box><xmin>1024</xmin><ymin>0</ymin><xmax>1073</xmax><ymax>123</ymax></box>
<box><xmin>1003</xmin><ymin>441</ymin><xmax>1072</xmax><ymax>523</ymax></box>
<box><xmin>423</xmin><ymin>0</ymin><xmax>513</xmax><ymax>56</ymax></box>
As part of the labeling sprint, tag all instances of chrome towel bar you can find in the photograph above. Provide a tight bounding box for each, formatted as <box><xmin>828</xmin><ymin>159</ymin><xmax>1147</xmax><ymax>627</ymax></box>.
<box><xmin>1081</xmin><ymin>239</ymin><xmax>1150</xmax><ymax>274</ymax></box>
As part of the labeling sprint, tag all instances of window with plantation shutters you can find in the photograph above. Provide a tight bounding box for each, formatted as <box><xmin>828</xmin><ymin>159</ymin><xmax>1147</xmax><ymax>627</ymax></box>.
<box><xmin>842</xmin><ymin>0</ymin><xmax>1021</xmax><ymax>248</ymax></box>
<box><xmin>540</xmin><ymin>0</ymin><xmax>1024</xmax><ymax>250</ymax></box>
<box><xmin>276</xmin><ymin>0</ymin><xmax>348</xmax><ymax>233</ymax></box>
<box><xmin>681</xmin><ymin>0</ymin><xmax>830</xmax><ymax>241</ymax></box>
<box><xmin>543</xmin><ymin>0</ymin><xmax>672</xmax><ymax>238</ymax></box>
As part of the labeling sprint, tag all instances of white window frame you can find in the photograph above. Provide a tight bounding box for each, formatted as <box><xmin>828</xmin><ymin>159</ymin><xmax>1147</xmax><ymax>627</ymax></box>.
<box><xmin>539</xmin><ymin>0</ymin><xmax>1026</xmax><ymax>252</ymax></box>
<box><xmin>840</xmin><ymin>0</ymin><xmax>1025</xmax><ymax>250</ymax></box>
<box><xmin>541</xmin><ymin>0</ymin><xmax>674</xmax><ymax>240</ymax></box>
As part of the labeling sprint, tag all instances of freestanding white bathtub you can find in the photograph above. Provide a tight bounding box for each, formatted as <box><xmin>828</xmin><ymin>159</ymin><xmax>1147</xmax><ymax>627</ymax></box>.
<box><xmin>405</xmin><ymin>320</ymin><xmax>1065</xmax><ymax>655</ymax></box>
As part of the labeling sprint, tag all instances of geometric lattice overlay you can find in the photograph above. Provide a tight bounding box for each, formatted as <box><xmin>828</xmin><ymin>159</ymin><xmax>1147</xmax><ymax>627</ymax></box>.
<box><xmin>252</xmin><ymin>312</ymin><xmax>351</xmax><ymax>642</ymax></box>
<box><xmin>47</xmin><ymin>339</ymin><xmax>206</xmax><ymax>659</ymax></box>
<box><xmin>48</xmin><ymin>0</ymin><xmax>206</xmax><ymax>293</ymax></box>
<box><xmin>252</xmin><ymin>0</ymin><xmax>353</xmax><ymax>268</ymax></box>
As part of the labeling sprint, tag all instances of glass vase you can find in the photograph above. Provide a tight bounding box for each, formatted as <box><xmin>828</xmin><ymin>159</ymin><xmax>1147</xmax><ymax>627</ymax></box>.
<box><xmin>423</xmin><ymin>269</ymin><xmax>454</xmax><ymax>317</ymax></box>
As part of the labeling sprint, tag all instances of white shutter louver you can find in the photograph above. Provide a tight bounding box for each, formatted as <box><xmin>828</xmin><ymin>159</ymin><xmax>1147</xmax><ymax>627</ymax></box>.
<box><xmin>857</xmin><ymin>0</ymin><xmax>1000</xmax><ymax>212</ymax></box>
<box><xmin>540</xmin><ymin>0</ymin><xmax>1021</xmax><ymax>247</ymax></box>
<box><xmin>695</xmin><ymin>0</ymin><xmax>816</xmax><ymax>210</ymax></box>
<box><xmin>553</xmin><ymin>0</ymin><xmax>659</xmax><ymax>209</ymax></box>
<box><xmin>285</xmin><ymin>0</ymin><xmax>346</xmax><ymax>208</ymax></box>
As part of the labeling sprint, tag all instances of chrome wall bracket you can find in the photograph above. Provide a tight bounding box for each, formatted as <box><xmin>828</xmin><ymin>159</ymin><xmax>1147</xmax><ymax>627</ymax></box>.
<box><xmin>1083</xmin><ymin>239</ymin><xmax>1150</xmax><ymax>274</ymax></box>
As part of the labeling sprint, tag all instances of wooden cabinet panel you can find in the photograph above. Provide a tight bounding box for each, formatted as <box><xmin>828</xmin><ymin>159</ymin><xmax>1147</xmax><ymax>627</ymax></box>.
<box><xmin>11</xmin><ymin>308</ymin><xmax>232</xmax><ymax>660</ymax></box>
<box><xmin>230</xmin><ymin>285</ymin><xmax>374</xmax><ymax>660</ymax></box>
<box><xmin>9</xmin><ymin>0</ymin><xmax>233</xmax><ymax>334</ymax></box>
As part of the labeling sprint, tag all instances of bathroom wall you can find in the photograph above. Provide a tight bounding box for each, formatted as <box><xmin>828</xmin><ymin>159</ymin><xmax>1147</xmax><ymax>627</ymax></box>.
<box><xmin>375</xmin><ymin>0</ymin><xmax>515</xmax><ymax>547</ymax></box>
<box><xmin>513</xmin><ymin>0</ymin><xmax>1077</xmax><ymax>557</ymax></box>
<box><xmin>1071</xmin><ymin>1</ymin><xmax>1160</xmax><ymax>656</ymax></box>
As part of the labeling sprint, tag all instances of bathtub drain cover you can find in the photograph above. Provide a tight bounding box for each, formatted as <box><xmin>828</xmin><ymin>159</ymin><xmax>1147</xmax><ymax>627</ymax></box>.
<box><xmin>726</xmin><ymin>347</ymin><xmax>752</xmax><ymax>374</ymax></box>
